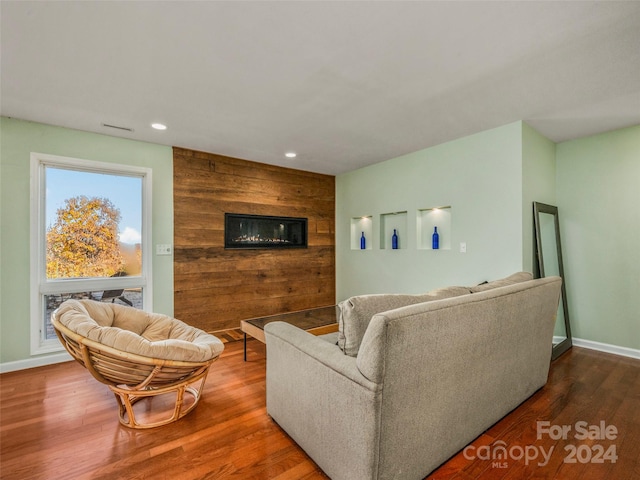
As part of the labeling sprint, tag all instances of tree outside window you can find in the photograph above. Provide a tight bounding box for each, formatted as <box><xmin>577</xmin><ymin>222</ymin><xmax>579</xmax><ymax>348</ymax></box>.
<box><xmin>46</xmin><ymin>196</ymin><xmax>126</xmax><ymax>279</ymax></box>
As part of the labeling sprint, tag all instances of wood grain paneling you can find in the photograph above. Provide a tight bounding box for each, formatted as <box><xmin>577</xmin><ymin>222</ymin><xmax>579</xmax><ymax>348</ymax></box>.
<box><xmin>173</xmin><ymin>148</ymin><xmax>335</xmax><ymax>331</ymax></box>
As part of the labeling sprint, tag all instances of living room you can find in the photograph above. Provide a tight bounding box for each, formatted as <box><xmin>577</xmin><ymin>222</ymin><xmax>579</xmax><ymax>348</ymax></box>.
<box><xmin>1</xmin><ymin>2</ymin><xmax>639</xmax><ymax>479</ymax></box>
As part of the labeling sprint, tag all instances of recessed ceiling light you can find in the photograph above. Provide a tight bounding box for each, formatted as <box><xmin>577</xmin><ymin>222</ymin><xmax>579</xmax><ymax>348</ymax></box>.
<box><xmin>285</xmin><ymin>152</ymin><xmax>297</xmax><ymax>158</ymax></box>
<box><xmin>151</xmin><ymin>123</ymin><xmax>167</xmax><ymax>130</ymax></box>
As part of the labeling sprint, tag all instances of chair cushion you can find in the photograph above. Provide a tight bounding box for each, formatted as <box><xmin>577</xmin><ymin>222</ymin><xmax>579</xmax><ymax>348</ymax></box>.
<box><xmin>469</xmin><ymin>272</ymin><xmax>533</xmax><ymax>293</ymax></box>
<box><xmin>55</xmin><ymin>299</ymin><xmax>224</xmax><ymax>362</ymax></box>
<box><xmin>337</xmin><ymin>286</ymin><xmax>471</xmax><ymax>357</ymax></box>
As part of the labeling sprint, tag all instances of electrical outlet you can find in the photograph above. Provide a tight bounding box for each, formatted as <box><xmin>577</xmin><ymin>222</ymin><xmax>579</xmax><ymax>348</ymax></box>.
<box><xmin>156</xmin><ymin>244</ymin><xmax>172</xmax><ymax>255</ymax></box>
<box><xmin>459</xmin><ymin>242</ymin><xmax>467</xmax><ymax>253</ymax></box>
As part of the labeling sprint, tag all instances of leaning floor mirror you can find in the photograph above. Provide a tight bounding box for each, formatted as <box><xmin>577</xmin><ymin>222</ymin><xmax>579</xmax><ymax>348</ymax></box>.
<box><xmin>533</xmin><ymin>202</ymin><xmax>573</xmax><ymax>360</ymax></box>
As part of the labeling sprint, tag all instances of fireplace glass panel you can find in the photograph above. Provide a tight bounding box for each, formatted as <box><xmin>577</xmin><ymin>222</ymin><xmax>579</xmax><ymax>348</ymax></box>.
<box><xmin>225</xmin><ymin>214</ymin><xmax>307</xmax><ymax>249</ymax></box>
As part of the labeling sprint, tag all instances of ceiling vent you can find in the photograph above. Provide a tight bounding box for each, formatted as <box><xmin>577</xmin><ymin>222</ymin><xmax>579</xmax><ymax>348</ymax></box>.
<box><xmin>101</xmin><ymin>123</ymin><xmax>134</xmax><ymax>132</ymax></box>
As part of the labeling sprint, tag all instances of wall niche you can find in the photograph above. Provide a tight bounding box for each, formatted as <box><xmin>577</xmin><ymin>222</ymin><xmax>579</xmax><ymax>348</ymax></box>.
<box><xmin>417</xmin><ymin>206</ymin><xmax>452</xmax><ymax>250</ymax></box>
<box><xmin>350</xmin><ymin>216</ymin><xmax>372</xmax><ymax>250</ymax></box>
<box><xmin>380</xmin><ymin>211</ymin><xmax>407</xmax><ymax>250</ymax></box>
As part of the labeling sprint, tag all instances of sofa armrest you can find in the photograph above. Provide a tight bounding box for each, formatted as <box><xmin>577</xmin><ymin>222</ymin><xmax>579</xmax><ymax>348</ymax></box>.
<box><xmin>264</xmin><ymin>321</ymin><xmax>378</xmax><ymax>390</ymax></box>
<box><xmin>264</xmin><ymin>321</ymin><xmax>382</xmax><ymax>480</ymax></box>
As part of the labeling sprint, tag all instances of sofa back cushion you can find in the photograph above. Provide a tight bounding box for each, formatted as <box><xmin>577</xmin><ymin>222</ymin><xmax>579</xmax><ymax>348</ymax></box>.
<box><xmin>338</xmin><ymin>272</ymin><xmax>533</xmax><ymax>357</ymax></box>
<box><xmin>469</xmin><ymin>271</ymin><xmax>532</xmax><ymax>293</ymax></box>
<box><xmin>337</xmin><ymin>286</ymin><xmax>471</xmax><ymax>356</ymax></box>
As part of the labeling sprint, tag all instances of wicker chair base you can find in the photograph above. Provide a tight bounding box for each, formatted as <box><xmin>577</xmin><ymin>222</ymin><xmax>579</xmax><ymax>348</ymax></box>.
<box><xmin>110</xmin><ymin>367</ymin><xmax>211</xmax><ymax>429</ymax></box>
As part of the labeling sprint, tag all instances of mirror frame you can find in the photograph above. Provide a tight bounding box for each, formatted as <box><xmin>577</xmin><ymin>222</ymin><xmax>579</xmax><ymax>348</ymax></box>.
<box><xmin>533</xmin><ymin>201</ymin><xmax>573</xmax><ymax>360</ymax></box>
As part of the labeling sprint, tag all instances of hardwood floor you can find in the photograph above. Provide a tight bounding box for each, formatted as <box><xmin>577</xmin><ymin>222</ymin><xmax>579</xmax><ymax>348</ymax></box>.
<box><xmin>1</xmin><ymin>341</ymin><xmax>638</xmax><ymax>479</ymax></box>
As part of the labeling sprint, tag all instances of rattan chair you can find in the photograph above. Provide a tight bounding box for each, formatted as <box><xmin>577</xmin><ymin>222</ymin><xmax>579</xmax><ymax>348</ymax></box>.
<box><xmin>52</xmin><ymin>299</ymin><xmax>224</xmax><ymax>429</ymax></box>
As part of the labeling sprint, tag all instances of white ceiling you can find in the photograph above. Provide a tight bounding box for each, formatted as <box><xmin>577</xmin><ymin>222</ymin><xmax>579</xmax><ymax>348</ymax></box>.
<box><xmin>2</xmin><ymin>1</ymin><xmax>639</xmax><ymax>175</ymax></box>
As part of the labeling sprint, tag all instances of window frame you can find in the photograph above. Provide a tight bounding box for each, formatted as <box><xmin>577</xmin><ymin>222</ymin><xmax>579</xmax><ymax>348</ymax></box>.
<box><xmin>30</xmin><ymin>152</ymin><xmax>153</xmax><ymax>355</ymax></box>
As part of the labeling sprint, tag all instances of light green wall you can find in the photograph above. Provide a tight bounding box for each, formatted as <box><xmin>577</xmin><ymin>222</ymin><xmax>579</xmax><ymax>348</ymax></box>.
<box><xmin>336</xmin><ymin>121</ymin><xmax>529</xmax><ymax>299</ymax></box>
<box><xmin>556</xmin><ymin>125</ymin><xmax>640</xmax><ymax>350</ymax></box>
<box><xmin>337</xmin><ymin>120</ymin><xmax>639</xmax><ymax>352</ymax></box>
<box><xmin>0</xmin><ymin>117</ymin><xmax>174</xmax><ymax>364</ymax></box>
<box><xmin>522</xmin><ymin>123</ymin><xmax>557</xmax><ymax>272</ymax></box>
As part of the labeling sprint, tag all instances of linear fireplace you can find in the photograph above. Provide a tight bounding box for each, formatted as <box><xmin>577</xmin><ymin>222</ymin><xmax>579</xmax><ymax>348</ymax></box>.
<box><xmin>224</xmin><ymin>213</ymin><xmax>308</xmax><ymax>249</ymax></box>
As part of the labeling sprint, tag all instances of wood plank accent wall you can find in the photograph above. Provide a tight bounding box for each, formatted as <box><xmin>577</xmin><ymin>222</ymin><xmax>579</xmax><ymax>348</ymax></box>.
<box><xmin>173</xmin><ymin>147</ymin><xmax>336</xmax><ymax>332</ymax></box>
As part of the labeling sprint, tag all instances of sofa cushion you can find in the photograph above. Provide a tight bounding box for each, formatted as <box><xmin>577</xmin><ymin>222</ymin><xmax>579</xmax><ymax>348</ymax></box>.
<box><xmin>337</xmin><ymin>286</ymin><xmax>471</xmax><ymax>356</ymax></box>
<box><xmin>469</xmin><ymin>271</ymin><xmax>533</xmax><ymax>293</ymax></box>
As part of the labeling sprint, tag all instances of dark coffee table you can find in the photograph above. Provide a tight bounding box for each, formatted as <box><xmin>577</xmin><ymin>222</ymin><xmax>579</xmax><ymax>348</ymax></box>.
<box><xmin>240</xmin><ymin>305</ymin><xmax>339</xmax><ymax>361</ymax></box>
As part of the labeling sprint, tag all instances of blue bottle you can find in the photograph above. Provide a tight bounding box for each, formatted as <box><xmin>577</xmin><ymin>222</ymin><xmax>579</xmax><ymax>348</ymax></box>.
<box><xmin>432</xmin><ymin>226</ymin><xmax>439</xmax><ymax>250</ymax></box>
<box><xmin>360</xmin><ymin>232</ymin><xmax>366</xmax><ymax>250</ymax></box>
<box><xmin>392</xmin><ymin>229</ymin><xmax>398</xmax><ymax>249</ymax></box>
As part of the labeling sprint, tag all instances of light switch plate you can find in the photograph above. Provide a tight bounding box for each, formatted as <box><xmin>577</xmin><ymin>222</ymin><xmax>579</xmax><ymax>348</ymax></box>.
<box><xmin>459</xmin><ymin>242</ymin><xmax>467</xmax><ymax>253</ymax></box>
<box><xmin>156</xmin><ymin>244</ymin><xmax>172</xmax><ymax>255</ymax></box>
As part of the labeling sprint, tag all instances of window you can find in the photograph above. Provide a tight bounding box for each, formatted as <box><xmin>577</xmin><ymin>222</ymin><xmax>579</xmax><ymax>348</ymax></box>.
<box><xmin>30</xmin><ymin>153</ymin><xmax>152</xmax><ymax>354</ymax></box>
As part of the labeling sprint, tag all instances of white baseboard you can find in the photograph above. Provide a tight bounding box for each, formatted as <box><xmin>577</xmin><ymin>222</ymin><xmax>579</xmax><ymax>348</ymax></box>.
<box><xmin>572</xmin><ymin>337</ymin><xmax>640</xmax><ymax>360</ymax></box>
<box><xmin>0</xmin><ymin>352</ymin><xmax>73</xmax><ymax>374</ymax></box>
<box><xmin>2</xmin><ymin>338</ymin><xmax>637</xmax><ymax>373</ymax></box>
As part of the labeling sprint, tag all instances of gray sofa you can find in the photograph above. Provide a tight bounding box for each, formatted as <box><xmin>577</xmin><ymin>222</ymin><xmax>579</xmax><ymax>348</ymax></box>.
<box><xmin>264</xmin><ymin>273</ymin><xmax>562</xmax><ymax>480</ymax></box>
